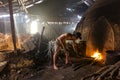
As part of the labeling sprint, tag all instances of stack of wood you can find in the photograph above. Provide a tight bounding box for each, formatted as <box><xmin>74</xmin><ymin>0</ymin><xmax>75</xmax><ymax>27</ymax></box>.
<box><xmin>0</xmin><ymin>33</ymin><xmax>7</xmax><ymax>50</ymax></box>
<box><xmin>0</xmin><ymin>33</ymin><xmax>21</xmax><ymax>51</ymax></box>
<box><xmin>0</xmin><ymin>33</ymin><xmax>38</xmax><ymax>52</ymax></box>
<box><xmin>81</xmin><ymin>61</ymin><xmax>120</xmax><ymax>80</ymax></box>
<box><xmin>5</xmin><ymin>34</ymin><xmax>21</xmax><ymax>50</ymax></box>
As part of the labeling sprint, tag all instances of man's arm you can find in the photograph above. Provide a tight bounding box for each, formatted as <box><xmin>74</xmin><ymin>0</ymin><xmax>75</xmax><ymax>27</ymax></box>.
<box><xmin>72</xmin><ymin>40</ymin><xmax>77</xmax><ymax>53</ymax></box>
<box><xmin>59</xmin><ymin>39</ymin><xmax>67</xmax><ymax>51</ymax></box>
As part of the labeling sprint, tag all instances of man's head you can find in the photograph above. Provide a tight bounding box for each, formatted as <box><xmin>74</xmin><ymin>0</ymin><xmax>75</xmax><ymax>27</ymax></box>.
<box><xmin>73</xmin><ymin>32</ymin><xmax>82</xmax><ymax>39</ymax></box>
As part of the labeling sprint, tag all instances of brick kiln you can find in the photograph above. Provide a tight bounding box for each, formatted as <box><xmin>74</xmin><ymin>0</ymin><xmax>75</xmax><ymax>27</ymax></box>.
<box><xmin>75</xmin><ymin>0</ymin><xmax>120</xmax><ymax>63</ymax></box>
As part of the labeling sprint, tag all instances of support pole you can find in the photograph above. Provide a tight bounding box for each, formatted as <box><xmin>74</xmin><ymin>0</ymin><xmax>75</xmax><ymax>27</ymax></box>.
<box><xmin>8</xmin><ymin>0</ymin><xmax>17</xmax><ymax>53</ymax></box>
<box><xmin>37</xmin><ymin>26</ymin><xmax>45</xmax><ymax>53</ymax></box>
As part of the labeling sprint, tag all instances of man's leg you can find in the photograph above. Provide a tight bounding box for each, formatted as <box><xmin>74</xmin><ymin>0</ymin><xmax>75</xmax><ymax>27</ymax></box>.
<box><xmin>65</xmin><ymin>51</ymin><xmax>69</xmax><ymax>64</ymax></box>
<box><xmin>53</xmin><ymin>46</ymin><xmax>59</xmax><ymax>70</ymax></box>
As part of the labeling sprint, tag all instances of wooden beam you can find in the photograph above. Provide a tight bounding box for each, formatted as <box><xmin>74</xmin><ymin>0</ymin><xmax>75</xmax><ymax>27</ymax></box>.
<box><xmin>8</xmin><ymin>0</ymin><xmax>17</xmax><ymax>53</ymax></box>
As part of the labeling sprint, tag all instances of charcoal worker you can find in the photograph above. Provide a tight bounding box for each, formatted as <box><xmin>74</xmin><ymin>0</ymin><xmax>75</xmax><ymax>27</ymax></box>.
<box><xmin>53</xmin><ymin>32</ymin><xmax>82</xmax><ymax>70</ymax></box>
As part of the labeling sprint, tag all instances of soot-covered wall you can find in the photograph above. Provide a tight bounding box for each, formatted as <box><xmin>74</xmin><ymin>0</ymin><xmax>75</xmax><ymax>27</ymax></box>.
<box><xmin>75</xmin><ymin>0</ymin><xmax>120</xmax><ymax>57</ymax></box>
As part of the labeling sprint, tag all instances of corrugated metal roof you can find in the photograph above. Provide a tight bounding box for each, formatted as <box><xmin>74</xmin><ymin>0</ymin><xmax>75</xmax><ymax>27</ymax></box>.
<box><xmin>0</xmin><ymin>0</ymin><xmax>45</xmax><ymax>13</ymax></box>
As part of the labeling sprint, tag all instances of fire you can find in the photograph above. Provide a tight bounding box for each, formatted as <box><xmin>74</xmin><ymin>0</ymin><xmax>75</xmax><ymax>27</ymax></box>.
<box><xmin>91</xmin><ymin>51</ymin><xmax>103</xmax><ymax>60</ymax></box>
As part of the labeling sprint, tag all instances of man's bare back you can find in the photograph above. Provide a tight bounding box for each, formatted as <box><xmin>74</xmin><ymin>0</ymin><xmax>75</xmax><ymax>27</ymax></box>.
<box><xmin>53</xmin><ymin>32</ymin><xmax>82</xmax><ymax>70</ymax></box>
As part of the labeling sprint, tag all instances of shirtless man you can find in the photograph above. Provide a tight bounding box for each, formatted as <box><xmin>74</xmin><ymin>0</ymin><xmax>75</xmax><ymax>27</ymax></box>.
<box><xmin>53</xmin><ymin>32</ymin><xmax>81</xmax><ymax>70</ymax></box>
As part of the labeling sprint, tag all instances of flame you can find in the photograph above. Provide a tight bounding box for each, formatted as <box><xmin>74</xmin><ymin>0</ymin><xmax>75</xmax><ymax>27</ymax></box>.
<box><xmin>91</xmin><ymin>51</ymin><xmax>103</xmax><ymax>60</ymax></box>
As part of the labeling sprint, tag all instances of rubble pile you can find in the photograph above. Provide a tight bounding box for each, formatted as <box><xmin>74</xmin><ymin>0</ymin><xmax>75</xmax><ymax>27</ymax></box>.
<box><xmin>0</xmin><ymin>33</ymin><xmax>47</xmax><ymax>80</ymax></box>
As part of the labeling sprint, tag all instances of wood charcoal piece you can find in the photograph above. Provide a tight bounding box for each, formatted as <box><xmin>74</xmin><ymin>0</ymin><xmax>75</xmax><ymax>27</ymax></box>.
<box><xmin>110</xmin><ymin>66</ymin><xmax>119</xmax><ymax>79</ymax></box>
<box><xmin>81</xmin><ymin>65</ymin><xmax>110</xmax><ymax>80</ymax></box>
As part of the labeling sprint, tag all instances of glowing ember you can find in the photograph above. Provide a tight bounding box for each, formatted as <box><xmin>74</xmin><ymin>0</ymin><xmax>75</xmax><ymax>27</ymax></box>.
<box><xmin>91</xmin><ymin>51</ymin><xmax>102</xmax><ymax>60</ymax></box>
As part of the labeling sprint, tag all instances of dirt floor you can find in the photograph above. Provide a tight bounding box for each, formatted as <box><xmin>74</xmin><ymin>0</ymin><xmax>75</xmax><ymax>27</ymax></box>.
<box><xmin>0</xmin><ymin>51</ymin><xmax>103</xmax><ymax>80</ymax></box>
<box><xmin>24</xmin><ymin>63</ymin><xmax>102</xmax><ymax>80</ymax></box>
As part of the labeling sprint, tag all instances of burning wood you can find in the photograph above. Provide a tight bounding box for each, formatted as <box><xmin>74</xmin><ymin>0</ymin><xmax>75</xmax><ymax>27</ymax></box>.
<box><xmin>91</xmin><ymin>50</ymin><xmax>103</xmax><ymax>61</ymax></box>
